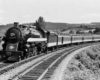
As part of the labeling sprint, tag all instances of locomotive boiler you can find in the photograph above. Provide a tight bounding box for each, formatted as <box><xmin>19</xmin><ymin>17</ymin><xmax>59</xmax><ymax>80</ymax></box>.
<box><xmin>1</xmin><ymin>22</ymin><xmax>47</xmax><ymax>61</ymax></box>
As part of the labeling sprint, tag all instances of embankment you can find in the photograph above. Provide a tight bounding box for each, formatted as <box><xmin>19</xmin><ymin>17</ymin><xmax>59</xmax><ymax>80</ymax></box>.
<box><xmin>63</xmin><ymin>44</ymin><xmax>100</xmax><ymax>80</ymax></box>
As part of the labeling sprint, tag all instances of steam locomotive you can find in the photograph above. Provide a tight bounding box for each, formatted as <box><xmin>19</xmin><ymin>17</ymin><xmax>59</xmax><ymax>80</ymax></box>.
<box><xmin>0</xmin><ymin>22</ymin><xmax>100</xmax><ymax>61</ymax></box>
<box><xmin>0</xmin><ymin>22</ymin><xmax>48</xmax><ymax>61</ymax></box>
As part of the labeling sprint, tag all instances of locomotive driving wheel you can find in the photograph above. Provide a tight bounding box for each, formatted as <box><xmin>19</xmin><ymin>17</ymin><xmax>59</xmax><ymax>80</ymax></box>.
<box><xmin>32</xmin><ymin>47</ymin><xmax>38</xmax><ymax>56</ymax></box>
<box><xmin>18</xmin><ymin>56</ymin><xmax>22</xmax><ymax>61</ymax></box>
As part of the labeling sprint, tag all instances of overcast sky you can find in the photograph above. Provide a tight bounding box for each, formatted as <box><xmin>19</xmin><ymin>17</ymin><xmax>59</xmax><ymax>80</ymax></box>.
<box><xmin>0</xmin><ymin>0</ymin><xmax>100</xmax><ymax>24</ymax></box>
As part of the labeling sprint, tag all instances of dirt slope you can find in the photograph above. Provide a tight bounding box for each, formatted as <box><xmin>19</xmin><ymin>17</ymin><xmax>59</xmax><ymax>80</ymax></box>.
<box><xmin>63</xmin><ymin>44</ymin><xmax>100</xmax><ymax>80</ymax></box>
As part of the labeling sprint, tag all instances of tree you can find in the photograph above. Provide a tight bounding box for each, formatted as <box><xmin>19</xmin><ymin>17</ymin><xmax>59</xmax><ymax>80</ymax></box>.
<box><xmin>34</xmin><ymin>17</ymin><xmax>46</xmax><ymax>37</ymax></box>
<box><xmin>69</xmin><ymin>30</ymin><xmax>74</xmax><ymax>34</ymax></box>
<box><xmin>89</xmin><ymin>30</ymin><xmax>92</xmax><ymax>34</ymax></box>
<box><xmin>37</xmin><ymin>16</ymin><xmax>46</xmax><ymax>30</ymax></box>
<box><xmin>94</xmin><ymin>28</ymin><xmax>100</xmax><ymax>34</ymax></box>
<box><xmin>76</xmin><ymin>30</ymin><xmax>80</xmax><ymax>34</ymax></box>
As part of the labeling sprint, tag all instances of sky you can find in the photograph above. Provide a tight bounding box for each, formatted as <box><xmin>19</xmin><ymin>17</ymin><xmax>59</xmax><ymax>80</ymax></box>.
<box><xmin>0</xmin><ymin>0</ymin><xmax>100</xmax><ymax>24</ymax></box>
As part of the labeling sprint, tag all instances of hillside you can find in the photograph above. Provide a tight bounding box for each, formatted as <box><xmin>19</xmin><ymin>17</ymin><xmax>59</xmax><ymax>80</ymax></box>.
<box><xmin>0</xmin><ymin>22</ymin><xmax>79</xmax><ymax>36</ymax></box>
<box><xmin>0</xmin><ymin>24</ymin><xmax>13</xmax><ymax>36</ymax></box>
<box><xmin>0</xmin><ymin>22</ymin><xmax>100</xmax><ymax>36</ymax></box>
<box><xmin>46</xmin><ymin>22</ymin><xmax>72</xmax><ymax>30</ymax></box>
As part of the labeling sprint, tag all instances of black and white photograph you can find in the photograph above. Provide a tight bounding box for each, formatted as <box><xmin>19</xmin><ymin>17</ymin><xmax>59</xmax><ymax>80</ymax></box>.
<box><xmin>0</xmin><ymin>0</ymin><xmax>100</xmax><ymax>80</ymax></box>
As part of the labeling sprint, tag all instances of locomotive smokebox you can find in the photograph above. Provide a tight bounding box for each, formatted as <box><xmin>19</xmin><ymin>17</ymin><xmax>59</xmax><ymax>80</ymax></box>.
<box><xmin>14</xmin><ymin>22</ymin><xmax>19</xmax><ymax>27</ymax></box>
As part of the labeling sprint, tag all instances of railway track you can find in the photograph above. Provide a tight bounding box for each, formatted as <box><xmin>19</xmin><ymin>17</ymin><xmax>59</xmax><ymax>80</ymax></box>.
<box><xmin>0</xmin><ymin>47</ymin><xmax>73</xmax><ymax>79</ymax></box>
<box><xmin>0</xmin><ymin>42</ymin><xmax>98</xmax><ymax>80</ymax></box>
<box><xmin>0</xmin><ymin>47</ymin><xmax>72</xmax><ymax>77</ymax></box>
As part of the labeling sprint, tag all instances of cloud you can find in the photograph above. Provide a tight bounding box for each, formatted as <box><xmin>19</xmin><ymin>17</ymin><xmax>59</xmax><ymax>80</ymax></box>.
<box><xmin>81</xmin><ymin>13</ymin><xmax>100</xmax><ymax>18</ymax></box>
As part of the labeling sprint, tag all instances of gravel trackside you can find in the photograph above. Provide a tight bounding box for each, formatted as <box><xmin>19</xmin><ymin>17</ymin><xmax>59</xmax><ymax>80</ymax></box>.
<box><xmin>50</xmin><ymin>45</ymin><xmax>91</xmax><ymax>80</ymax></box>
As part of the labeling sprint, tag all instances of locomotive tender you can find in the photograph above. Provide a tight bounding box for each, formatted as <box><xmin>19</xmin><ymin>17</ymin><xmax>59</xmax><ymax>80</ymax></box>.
<box><xmin>0</xmin><ymin>22</ymin><xmax>100</xmax><ymax>61</ymax></box>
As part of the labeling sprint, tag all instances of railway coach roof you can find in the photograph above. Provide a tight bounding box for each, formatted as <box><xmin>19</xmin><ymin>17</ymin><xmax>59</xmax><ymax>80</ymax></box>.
<box><xmin>58</xmin><ymin>35</ymin><xmax>71</xmax><ymax>37</ymax></box>
<box><xmin>57</xmin><ymin>34</ymin><xmax>99</xmax><ymax>37</ymax></box>
<box><xmin>48</xmin><ymin>31</ymin><xmax>57</xmax><ymax>35</ymax></box>
<box><xmin>57</xmin><ymin>34</ymin><xmax>84</xmax><ymax>37</ymax></box>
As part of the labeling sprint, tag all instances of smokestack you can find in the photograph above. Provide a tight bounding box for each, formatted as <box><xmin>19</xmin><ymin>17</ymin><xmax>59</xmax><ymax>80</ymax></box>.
<box><xmin>14</xmin><ymin>22</ymin><xmax>19</xmax><ymax>27</ymax></box>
